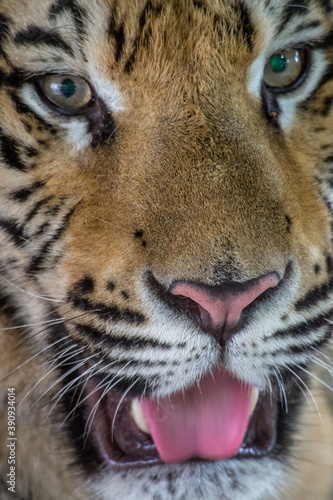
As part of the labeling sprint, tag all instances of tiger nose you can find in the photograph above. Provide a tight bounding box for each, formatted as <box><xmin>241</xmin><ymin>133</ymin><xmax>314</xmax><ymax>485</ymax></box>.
<box><xmin>170</xmin><ymin>273</ymin><xmax>280</xmax><ymax>344</ymax></box>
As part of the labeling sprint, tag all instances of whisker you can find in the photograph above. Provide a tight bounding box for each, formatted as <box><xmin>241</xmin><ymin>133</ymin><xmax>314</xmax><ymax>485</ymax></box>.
<box><xmin>1</xmin><ymin>336</ymin><xmax>70</xmax><ymax>382</ymax></box>
<box><xmin>89</xmin><ymin>214</ymin><xmax>128</xmax><ymax>233</ymax></box>
<box><xmin>286</xmin><ymin>365</ymin><xmax>323</xmax><ymax>423</ymax></box>
<box><xmin>0</xmin><ymin>317</ymin><xmax>65</xmax><ymax>332</ymax></box>
<box><xmin>46</xmin><ymin>356</ymin><xmax>99</xmax><ymax>422</ymax></box>
<box><xmin>272</xmin><ymin>365</ymin><xmax>288</xmax><ymax>412</ymax></box>
<box><xmin>14</xmin><ymin>310</ymin><xmax>97</xmax><ymax>348</ymax></box>
<box><xmin>60</xmin><ymin>358</ymin><xmax>116</xmax><ymax>426</ymax></box>
<box><xmin>311</xmin><ymin>357</ymin><xmax>333</xmax><ymax>376</ymax></box>
<box><xmin>111</xmin><ymin>379</ymin><xmax>137</xmax><ymax>440</ymax></box>
<box><xmin>0</xmin><ymin>274</ymin><xmax>65</xmax><ymax>302</ymax></box>
<box><xmin>20</xmin><ymin>345</ymin><xmax>85</xmax><ymax>411</ymax></box>
<box><xmin>83</xmin><ymin>379</ymin><xmax>115</xmax><ymax>447</ymax></box>
<box><xmin>296</xmin><ymin>364</ymin><xmax>333</xmax><ymax>394</ymax></box>
<box><xmin>83</xmin><ymin>360</ymin><xmax>134</xmax><ymax>445</ymax></box>
<box><xmin>49</xmin><ymin>353</ymin><xmax>100</xmax><ymax>406</ymax></box>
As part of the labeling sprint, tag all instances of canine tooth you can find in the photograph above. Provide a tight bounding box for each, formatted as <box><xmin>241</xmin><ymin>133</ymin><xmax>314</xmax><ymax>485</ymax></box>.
<box><xmin>250</xmin><ymin>387</ymin><xmax>259</xmax><ymax>414</ymax></box>
<box><xmin>131</xmin><ymin>399</ymin><xmax>151</xmax><ymax>435</ymax></box>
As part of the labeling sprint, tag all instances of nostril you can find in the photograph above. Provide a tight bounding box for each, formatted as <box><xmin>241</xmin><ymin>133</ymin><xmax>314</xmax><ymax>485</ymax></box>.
<box><xmin>169</xmin><ymin>273</ymin><xmax>280</xmax><ymax>344</ymax></box>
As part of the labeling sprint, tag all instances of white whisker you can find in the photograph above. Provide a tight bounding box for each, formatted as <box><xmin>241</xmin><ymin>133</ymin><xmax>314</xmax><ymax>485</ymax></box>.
<box><xmin>83</xmin><ymin>360</ymin><xmax>133</xmax><ymax>445</ymax></box>
<box><xmin>0</xmin><ymin>274</ymin><xmax>65</xmax><ymax>302</ymax></box>
<box><xmin>286</xmin><ymin>365</ymin><xmax>323</xmax><ymax>423</ymax></box>
<box><xmin>272</xmin><ymin>365</ymin><xmax>288</xmax><ymax>412</ymax></box>
<box><xmin>296</xmin><ymin>364</ymin><xmax>333</xmax><ymax>394</ymax></box>
<box><xmin>21</xmin><ymin>345</ymin><xmax>85</xmax><ymax>411</ymax></box>
<box><xmin>1</xmin><ymin>336</ymin><xmax>70</xmax><ymax>382</ymax></box>
<box><xmin>111</xmin><ymin>380</ymin><xmax>137</xmax><ymax>440</ymax></box>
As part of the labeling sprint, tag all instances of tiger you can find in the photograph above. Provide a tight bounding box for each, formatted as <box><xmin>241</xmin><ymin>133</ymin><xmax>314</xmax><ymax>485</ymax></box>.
<box><xmin>0</xmin><ymin>0</ymin><xmax>332</xmax><ymax>499</ymax></box>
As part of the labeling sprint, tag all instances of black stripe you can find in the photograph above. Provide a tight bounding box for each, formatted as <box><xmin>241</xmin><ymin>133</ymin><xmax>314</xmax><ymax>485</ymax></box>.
<box><xmin>49</xmin><ymin>0</ymin><xmax>86</xmax><ymax>38</ymax></box>
<box><xmin>33</xmin><ymin>221</ymin><xmax>51</xmax><ymax>238</ymax></box>
<box><xmin>49</xmin><ymin>0</ymin><xmax>75</xmax><ymax>16</ymax></box>
<box><xmin>0</xmin><ymin>287</ymin><xmax>20</xmax><ymax>317</ymax></box>
<box><xmin>295</xmin><ymin>277</ymin><xmax>333</xmax><ymax>311</ymax></box>
<box><xmin>45</xmin><ymin>200</ymin><xmax>66</xmax><ymax>217</ymax></box>
<box><xmin>310</xmin><ymin>29</ymin><xmax>333</xmax><ymax>50</ymax></box>
<box><xmin>8</xmin><ymin>89</ymin><xmax>50</xmax><ymax>129</ymax></box>
<box><xmin>28</xmin><ymin>208</ymin><xmax>75</xmax><ymax>274</ymax></box>
<box><xmin>115</xmin><ymin>24</ymin><xmax>125</xmax><ymax>62</ymax></box>
<box><xmin>192</xmin><ymin>0</ymin><xmax>208</xmax><ymax>14</ymax></box>
<box><xmin>10</xmin><ymin>181</ymin><xmax>46</xmax><ymax>202</ymax></box>
<box><xmin>299</xmin><ymin>64</ymin><xmax>333</xmax><ymax>111</ymax></box>
<box><xmin>325</xmin><ymin>154</ymin><xmax>333</xmax><ymax>163</ymax></box>
<box><xmin>65</xmin><ymin>332</ymin><xmax>172</xmax><ymax>372</ymax></box>
<box><xmin>0</xmin><ymin>133</ymin><xmax>31</xmax><ymax>172</ymax></box>
<box><xmin>14</xmin><ymin>26</ymin><xmax>74</xmax><ymax>57</ymax></box>
<box><xmin>318</xmin><ymin>0</ymin><xmax>333</xmax><ymax>14</ymax></box>
<box><xmin>73</xmin><ymin>276</ymin><xmax>95</xmax><ymax>295</ymax></box>
<box><xmin>25</xmin><ymin>197</ymin><xmax>53</xmax><ymax>224</ymax></box>
<box><xmin>5</xmin><ymin>71</ymin><xmax>27</xmax><ymax>89</ymax></box>
<box><xmin>321</xmin><ymin>96</ymin><xmax>333</xmax><ymax>117</ymax></box>
<box><xmin>276</xmin><ymin>0</ymin><xmax>309</xmax><ymax>35</ymax></box>
<box><xmin>109</xmin><ymin>2</ymin><xmax>126</xmax><ymax>62</ymax></box>
<box><xmin>238</xmin><ymin>1</ymin><xmax>255</xmax><ymax>52</ymax></box>
<box><xmin>74</xmin><ymin>322</ymin><xmax>174</xmax><ymax>350</ymax></box>
<box><xmin>265</xmin><ymin>329</ymin><xmax>331</xmax><ymax>357</ymax></box>
<box><xmin>140</xmin><ymin>1</ymin><xmax>162</xmax><ymax>32</ymax></box>
<box><xmin>69</xmin><ymin>294</ymin><xmax>146</xmax><ymax>326</ymax></box>
<box><xmin>50</xmin><ymin>327</ymin><xmax>158</xmax><ymax>396</ymax></box>
<box><xmin>0</xmin><ymin>13</ymin><xmax>10</xmax><ymax>59</ymax></box>
<box><xmin>269</xmin><ymin>309</ymin><xmax>333</xmax><ymax>339</ymax></box>
<box><xmin>0</xmin><ymin>68</ymin><xmax>5</xmax><ymax>88</ymax></box>
<box><xmin>285</xmin><ymin>0</ymin><xmax>309</xmax><ymax>16</ymax></box>
<box><xmin>287</xmin><ymin>330</ymin><xmax>330</xmax><ymax>353</ymax></box>
<box><xmin>326</xmin><ymin>254</ymin><xmax>333</xmax><ymax>273</ymax></box>
<box><xmin>0</xmin><ymin>197</ymin><xmax>53</xmax><ymax>246</ymax></box>
<box><xmin>124</xmin><ymin>1</ymin><xmax>163</xmax><ymax>73</ymax></box>
<box><xmin>109</xmin><ymin>15</ymin><xmax>126</xmax><ymax>63</ymax></box>
<box><xmin>293</xmin><ymin>19</ymin><xmax>322</xmax><ymax>33</ymax></box>
<box><xmin>49</xmin><ymin>0</ymin><xmax>87</xmax><ymax>62</ymax></box>
<box><xmin>0</xmin><ymin>219</ymin><xmax>26</xmax><ymax>247</ymax></box>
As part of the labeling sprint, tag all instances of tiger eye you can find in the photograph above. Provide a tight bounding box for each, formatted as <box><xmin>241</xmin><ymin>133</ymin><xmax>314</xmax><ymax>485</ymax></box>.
<box><xmin>263</xmin><ymin>49</ymin><xmax>305</xmax><ymax>90</ymax></box>
<box><xmin>41</xmin><ymin>75</ymin><xmax>93</xmax><ymax>111</ymax></box>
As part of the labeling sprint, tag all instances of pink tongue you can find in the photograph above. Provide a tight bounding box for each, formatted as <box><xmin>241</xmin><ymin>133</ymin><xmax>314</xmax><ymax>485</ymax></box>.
<box><xmin>141</xmin><ymin>369</ymin><xmax>252</xmax><ymax>463</ymax></box>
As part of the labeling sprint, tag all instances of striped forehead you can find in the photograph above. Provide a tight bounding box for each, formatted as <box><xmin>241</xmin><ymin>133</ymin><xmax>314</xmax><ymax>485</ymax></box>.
<box><xmin>1</xmin><ymin>0</ymin><xmax>331</xmax><ymax>68</ymax></box>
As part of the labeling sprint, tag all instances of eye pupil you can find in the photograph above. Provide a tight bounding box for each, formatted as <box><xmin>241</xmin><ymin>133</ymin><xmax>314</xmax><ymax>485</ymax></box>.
<box><xmin>270</xmin><ymin>54</ymin><xmax>287</xmax><ymax>74</ymax></box>
<box><xmin>61</xmin><ymin>79</ymin><xmax>76</xmax><ymax>98</ymax></box>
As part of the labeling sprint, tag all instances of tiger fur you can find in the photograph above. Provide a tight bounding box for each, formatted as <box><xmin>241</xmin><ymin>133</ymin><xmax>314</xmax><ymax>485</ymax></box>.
<box><xmin>0</xmin><ymin>1</ymin><xmax>332</xmax><ymax>499</ymax></box>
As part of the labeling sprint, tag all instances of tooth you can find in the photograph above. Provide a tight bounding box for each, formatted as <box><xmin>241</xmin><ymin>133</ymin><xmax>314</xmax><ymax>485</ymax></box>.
<box><xmin>131</xmin><ymin>399</ymin><xmax>151</xmax><ymax>435</ymax></box>
<box><xmin>250</xmin><ymin>387</ymin><xmax>259</xmax><ymax>414</ymax></box>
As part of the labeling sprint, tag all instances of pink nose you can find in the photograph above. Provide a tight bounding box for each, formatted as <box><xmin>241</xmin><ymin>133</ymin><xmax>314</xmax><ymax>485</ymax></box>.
<box><xmin>170</xmin><ymin>273</ymin><xmax>280</xmax><ymax>344</ymax></box>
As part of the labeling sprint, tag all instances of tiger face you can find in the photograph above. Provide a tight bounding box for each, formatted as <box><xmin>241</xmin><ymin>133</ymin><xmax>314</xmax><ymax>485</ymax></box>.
<box><xmin>0</xmin><ymin>0</ymin><xmax>332</xmax><ymax>499</ymax></box>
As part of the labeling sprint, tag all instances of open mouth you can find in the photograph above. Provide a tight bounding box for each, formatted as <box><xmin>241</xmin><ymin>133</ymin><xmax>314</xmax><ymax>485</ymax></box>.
<box><xmin>83</xmin><ymin>367</ymin><xmax>279</xmax><ymax>470</ymax></box>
